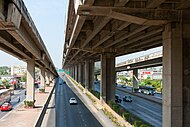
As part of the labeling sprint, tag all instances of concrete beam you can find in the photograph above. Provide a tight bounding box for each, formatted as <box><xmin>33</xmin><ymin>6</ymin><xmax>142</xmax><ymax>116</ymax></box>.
<box><xmin>0</xmin><ymin>31</ymin><xmax>31</xmax><ymax>59</ymax></box>
<box><xmin>92</xmin><ymin>22</ymin><xmax>131</xmax><ymax>48</ymax></box>
<box><xmin>81</xmin><ymin>17</ymin><xmax>111</xmax><ymax>48</ymax></box>
<box><xmin>146</xmin><ymin>0</ymin><xmax>166</xmax><ymax>9</ymax></box>
<box><xmin>65</xmin><ymin>17</ymin><xmax>111</xmax><ymax>66</ymax></box>
<box><xmin>116</xmin><ymin>28</ymin><xmax>163</xmax><ymax>48</ymax></box>
<box><xmin>0</xmin><ymin>0</ymin><xmax>5</xmax><ymax>21</ymax></box>
<box><xmin>105</xmin><ymin>25</ymin><xmax>149</xmax><ymax>48</ymax></box>
<box><xmin>7</xmin><ymin>3</ymin><xmax>22</xmax><ymax>29</ymax></box>
<box><xmin>176</xmin><ymin>0</ymin><xmax>190</xmax><ymax>9</ymax></box>
<box><xmin>7</xmin><ymin>25</ymin><xmax>41</xmax><ymax>60</ymax></box>
<box><xmin>78</xmin><ymin>6</ymin><xmax>180</xmax><ymax>25</ymax></box>
<box><xmin>114</xmin><ymin>0</ymin><xmax>129</xmax><ymax>7</ymax></box>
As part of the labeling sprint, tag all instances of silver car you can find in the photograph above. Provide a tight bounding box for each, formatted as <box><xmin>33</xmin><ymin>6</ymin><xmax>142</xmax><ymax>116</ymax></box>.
<box><xmin>69</xmin><ymin>97</ymin><xmax>77</xmax><ymax>105</ymax></box>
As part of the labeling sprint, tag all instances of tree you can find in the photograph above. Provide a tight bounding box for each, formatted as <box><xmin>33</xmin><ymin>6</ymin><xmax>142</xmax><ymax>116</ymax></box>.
<box><xmin>21</xmin><ymin>76</ymin><xmax>27</xmax><ymax>82</ymax></box>
<box><xmin>143</xmin><ymin>77</ymin><xmax>151</xmax><ymax>85</ymax></box>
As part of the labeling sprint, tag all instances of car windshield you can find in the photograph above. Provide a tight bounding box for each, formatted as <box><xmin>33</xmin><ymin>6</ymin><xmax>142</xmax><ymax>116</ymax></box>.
<box><xmin>71</xmin><ymin>98</ymin><xmax>76</xmax><ymax>100</ymax></box>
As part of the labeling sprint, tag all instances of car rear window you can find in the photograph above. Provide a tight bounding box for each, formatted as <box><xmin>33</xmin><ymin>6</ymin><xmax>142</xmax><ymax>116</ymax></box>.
<box><xmin>2</xmin><ymin>103</ymin><xmax>9</xmax><ymax>106</ymax></box>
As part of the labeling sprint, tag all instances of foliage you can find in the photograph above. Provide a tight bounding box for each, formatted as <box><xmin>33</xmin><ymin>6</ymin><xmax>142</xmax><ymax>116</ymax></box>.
<box><xmin>81</xmin><ymin>84</ymin><xmax>85</xmax><ymax>88</ymax></box>
<box><xmin>39</xmin><ymin>88</ymin><xmax>45</xmax><ymax>92</ymax></box>
<box><xmin>2</xmin><ymin>79</ymin><xmax>11</xmax><ymax>89</ymax></box>
<box><xmin>139</xmin><ymin>77</ymin><xmax>162</xmax><ymax>92</ymax></box>
<box><xmin>21</xmin><ymin>76</ymin><xmax>27</xmax><ymax>82</ymax></box>
<box><xmin>46</xmin><ymin>83</ymin><xmax>50</xmax><ymax>86</ymax></box>
<box><xmin>143</xmin><ymin>77</ymin><xmax>151</xmax><ymax>85</ymax></box>
<box><xmin>24</xmin><ymin>100</ymin><xmax>35</xmax><ymax>107</ymax></box>
<box><xmin>0</xmin><ymin>66</ymin><xmax>10</xmax><ymax>75</ymax></box>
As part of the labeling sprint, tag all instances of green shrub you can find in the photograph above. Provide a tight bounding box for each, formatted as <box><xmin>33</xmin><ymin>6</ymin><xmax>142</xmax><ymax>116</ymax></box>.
<box><xmin>122</xmin><ymin>112</ymin><xmax>131</xmax><ymax>121</ymax></box>
<box><xmin>24</xmin><ymin>100</ymin><xmax>35</xmax><ymax>107</ymax></box>
<box><xmin>108</xmin><ymin>100</ymin><xmax>115</xmax><ymax>107</ymax></box>
<box><xmin>39</xmin><ymin>88</ymin><xmax>45</xmax><ymax>92</ymax></box>
<box><xmin>133</xmin><ymin>121</ymin><xmax>143</xmax><ymax>127</ymax></box>
<box><xmin>113</xmin><ymin>104</ymin><xmax>119</xmax><ymax>113</ymax></box>
<box><xmin>140</xmin><ymin>124</ymin><xmax>150</xmax><ymax>127</ymax></box>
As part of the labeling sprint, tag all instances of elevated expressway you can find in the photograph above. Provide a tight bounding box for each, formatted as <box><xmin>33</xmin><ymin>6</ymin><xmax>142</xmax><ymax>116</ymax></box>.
<box><xmin>62</xmin><ymin>0</ymin><xmax>190</xmax><ymax>127</ymax></box>
<box><xmin>0</xmin><ymin>0</ymin><xmax>58</xmax><ymax>105</ymax></box>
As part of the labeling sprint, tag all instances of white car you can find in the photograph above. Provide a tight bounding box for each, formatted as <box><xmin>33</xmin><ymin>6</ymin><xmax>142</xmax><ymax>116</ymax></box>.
<box><xmin>69</xmin><ymin>97</ymin><xmax>77</xmax><ymax>105</ymax></box>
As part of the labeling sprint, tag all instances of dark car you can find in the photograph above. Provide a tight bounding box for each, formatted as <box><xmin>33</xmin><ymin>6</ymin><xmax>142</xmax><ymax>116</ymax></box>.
<box><xmin>115</xmin><ymin>94</ymin><xmax>122</xmax><ymax>103</ymax></box>
<box><xmin>123</xmin><ymin>95</ymin><xmax>132</xmax><ymax>102</ymax></box>
<box><xmin>121</xmin><ymin>84</ymin><xmax>127</xmax><ymax>88</ymax></box>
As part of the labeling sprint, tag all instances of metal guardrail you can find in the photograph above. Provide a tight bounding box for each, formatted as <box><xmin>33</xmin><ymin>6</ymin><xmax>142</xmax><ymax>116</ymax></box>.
<box><xmin>35</xmin><ymin>78</ymin><xmax>58</xmax><ymax>127</ymax></box>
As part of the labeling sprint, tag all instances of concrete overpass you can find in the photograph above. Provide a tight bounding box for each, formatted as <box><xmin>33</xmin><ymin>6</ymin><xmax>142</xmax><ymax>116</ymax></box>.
<box><xmin>0</xmin><ymin>0</ymin><xmax>58</xmax><ymax>106</ymax></box>
<box><xmin>62</xmin><ymin>0</ymin><xmax>190</xmax><ymax>127</ymax></box>
<box><xmin>94</xmin><ymin>52</ymin><xmax>162</xmax><ymax>91</ymax></box>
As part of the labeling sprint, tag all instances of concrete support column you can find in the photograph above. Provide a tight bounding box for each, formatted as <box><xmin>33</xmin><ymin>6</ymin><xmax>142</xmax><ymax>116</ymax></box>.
<box><xmin>75</xmin><ymin>65</ymin><xmax>78</xmax><ymax>81</ymax></box>
<box><xmin>45</xmin><ymin>72</ymin><xmax>50</xmax><ymax>85</ymax></box>
<box><xmin>71</xmin><ymin>67</ymin><xmax>74</xmax><ymax>78</ymax></box>
<box><xmin>26</xmin><ymin>59</ymin><xmax>35</xmax><ymax>102</ymax></box>
<box><xmin>100</xmin><ymin>53</ymin><xmax>115</xmax><ymax>103</ymax></box>
<box><xmin>69</xmin><ymin>68</ymin><xmax>72</xmax><ymax>76</ymax></box>
<box><xmin>40</xmin><ymin>68</ymin><xmax>45</xmax><ymax>91</ymax></box>
<box><xmin>163</xmin><ymin>22</ymin><xmax>183</xmax><ymax>127</ymax></box>
<box><xmin>182</xmin><ymin>23</ymin><xmax>190</xmax><ymax>127</ymax></box>
<box><xmin>89</xmin><ymin>60</ymin><xmax>94</xmax><ymax>90</ymax></box>
<box><xmin>78</xmin><ymin>63</ymin><xmax>84</xmax><ymax>85</ymax></box>
<box><xmin>85</xmin><ymin>60</ymin><xmax>90</xmax><ymax>89</ymax></box>
<box><xmin>133</xmin><ymin>69</ymin><xmax>138</xmax><ymax>92</ymax></box>
<box><xmin>85</xmin><ymin>60</ymin><xmax>94</xmax><ymax>90</ymax></box>
<box><xmin>82</xmin><ymin>63</ymin><xmax>85</xmax><ymax>85</ymax></box>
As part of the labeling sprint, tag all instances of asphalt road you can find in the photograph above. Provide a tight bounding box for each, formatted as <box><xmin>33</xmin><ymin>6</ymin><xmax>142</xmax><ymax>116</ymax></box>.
<box><xmin>0</xmin><ymin>89</ymin><xmax>26</xmax><ymax>119</ymax></box>
<box><xmin>117</xmin><ymin>90</ymin><xmax>162</xmax><ymax>127</ymax></box>
<box><xmin>55</xmin><ymin>78</ymin><xmax>102</xmax><ymax>127</ymax></box>
<box><xmin>94</xmin><ymin>83</ymin><xmax>162</xmax><ymax>127</ymax></box>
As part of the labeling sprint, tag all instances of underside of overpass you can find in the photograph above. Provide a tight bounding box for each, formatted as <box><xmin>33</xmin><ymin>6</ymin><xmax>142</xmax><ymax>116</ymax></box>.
<box><xmin>62</xmin><ymin>0</ymin><xmax>190</xmax><ymax>127</ymax></box>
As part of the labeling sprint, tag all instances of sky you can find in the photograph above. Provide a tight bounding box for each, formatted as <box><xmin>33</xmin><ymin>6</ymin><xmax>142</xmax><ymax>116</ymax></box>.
<box><xmin>0</xmin><ymin>1</ymin><xmax>162</xmax><ymax>68</ymax></box>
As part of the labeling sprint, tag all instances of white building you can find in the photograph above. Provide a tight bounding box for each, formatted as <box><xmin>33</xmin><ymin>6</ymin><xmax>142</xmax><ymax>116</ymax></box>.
<box><xmin>11</xmin><ymin>66</ymin><xmax>26</xmax><ymax>76</ymax></box>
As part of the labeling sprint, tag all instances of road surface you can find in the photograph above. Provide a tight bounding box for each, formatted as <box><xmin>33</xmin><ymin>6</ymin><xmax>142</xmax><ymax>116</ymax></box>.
<box><xmin>0</xmin><ymin>89</ymin><xmax>26</xmax><ymax>119</ymax></box>
<box><xmin>55</xmin><ymin>78</ymin><xmax>102</xmax><ymax>127</ymax></box>
<box><xmin>94</xmin><ymin>83</ymin><xmax>162</xmax><ymax>127</ymax></box>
